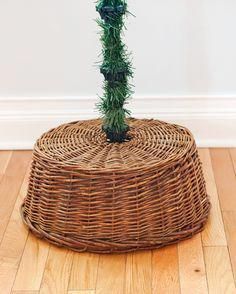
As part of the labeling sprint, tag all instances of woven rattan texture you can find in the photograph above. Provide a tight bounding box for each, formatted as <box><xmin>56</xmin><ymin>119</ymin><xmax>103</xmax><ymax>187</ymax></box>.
<box><xmin>21</xmin><ymin>119</ymin><xmax>210</xmax><ymax>253</ymax></box>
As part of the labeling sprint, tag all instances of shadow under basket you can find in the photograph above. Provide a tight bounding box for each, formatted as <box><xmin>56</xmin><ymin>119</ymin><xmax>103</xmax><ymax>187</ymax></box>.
<box><xmin>21</xmin><ymin>118</ymin><xmax>210</xmax><ymax>253</ymax></box>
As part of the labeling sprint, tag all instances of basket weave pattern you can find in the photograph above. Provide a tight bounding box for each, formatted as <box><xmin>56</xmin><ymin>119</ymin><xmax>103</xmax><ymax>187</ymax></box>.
<box><xmin>21</xmin><ymin>119</ymin><xmax>210</xmax><ymax>253</ymax></box>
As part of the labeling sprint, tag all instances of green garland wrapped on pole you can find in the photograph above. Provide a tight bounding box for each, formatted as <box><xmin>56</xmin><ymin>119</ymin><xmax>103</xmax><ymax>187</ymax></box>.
<box><xmin>96</xmin><ymin>0</ymin><xmax>133</xmax><ymax>143</ymax></box>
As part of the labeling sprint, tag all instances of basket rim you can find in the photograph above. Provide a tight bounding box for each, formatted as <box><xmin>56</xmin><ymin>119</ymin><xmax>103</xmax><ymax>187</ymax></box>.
<box><xmin>33</xmin><ymin>118</ymin><xmax>196</xmax><ymax>173</ymax></box>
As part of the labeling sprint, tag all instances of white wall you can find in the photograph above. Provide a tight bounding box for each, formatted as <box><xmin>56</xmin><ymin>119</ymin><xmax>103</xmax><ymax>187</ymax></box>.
<box><xmin>1</xmin><ymin>0</ymin><xmax>236</xmax><ymax>96</ymax></box>
<box><xmin>0</xmin><ymin>1</ymin><xmax>236</xmax><ymax>148</ymax></box>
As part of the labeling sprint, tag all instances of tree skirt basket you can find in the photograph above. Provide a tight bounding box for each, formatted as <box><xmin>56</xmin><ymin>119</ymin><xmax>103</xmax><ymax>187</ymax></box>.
<box><xmin>21</xmin><ymin>118</ymin><xmax>210</xmax><ymax>253</ymax></box>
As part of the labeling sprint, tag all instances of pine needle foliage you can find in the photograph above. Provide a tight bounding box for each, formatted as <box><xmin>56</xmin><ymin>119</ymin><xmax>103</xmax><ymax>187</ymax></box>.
<box><xmin>96</xmin><ymin>0</ymin><xmax>133</xmax><ymax>143</ymax></box>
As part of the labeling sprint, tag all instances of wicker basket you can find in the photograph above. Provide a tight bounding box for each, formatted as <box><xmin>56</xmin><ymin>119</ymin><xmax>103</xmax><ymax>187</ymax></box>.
<box><xmin>21</xmin><ymin>118</ymin><xmax>210</xmax><ymax>253</ymax></box>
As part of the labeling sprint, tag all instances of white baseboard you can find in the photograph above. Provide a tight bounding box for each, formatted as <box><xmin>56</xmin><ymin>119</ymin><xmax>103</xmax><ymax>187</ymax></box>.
<box><xmin>0</xmin><ymin>95</ymin><xmax>236</xmax><ymax>149</ymax></box>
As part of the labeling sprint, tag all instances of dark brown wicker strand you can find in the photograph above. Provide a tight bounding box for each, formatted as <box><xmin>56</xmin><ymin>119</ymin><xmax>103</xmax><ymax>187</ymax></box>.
<box><xmin>21</xmin><ymin>118</ymin><xmax>210</xmax><ymax>253</ymax></box>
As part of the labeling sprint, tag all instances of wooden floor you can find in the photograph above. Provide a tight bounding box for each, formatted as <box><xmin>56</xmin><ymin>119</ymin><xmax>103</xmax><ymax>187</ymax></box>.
<box><xmin>0</xmin><ymin>149</ymin><xmax>236</xmax><ymax>294</ymax></box>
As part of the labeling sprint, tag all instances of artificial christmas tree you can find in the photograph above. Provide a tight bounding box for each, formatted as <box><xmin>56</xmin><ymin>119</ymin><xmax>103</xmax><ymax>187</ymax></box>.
<box><xmin>21</xmin><ymin>1</ymin><xmax>210</xmax><ymax>253</ymax></box>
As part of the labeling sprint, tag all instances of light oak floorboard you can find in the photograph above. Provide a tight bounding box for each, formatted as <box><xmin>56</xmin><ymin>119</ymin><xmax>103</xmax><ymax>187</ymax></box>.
<box><xmin>96</xmin><ymin>254</ymin><xmax>126</xmax><ymax>294</ymax></box>
<box><xmin>222</xmin><ymin>211</ymin><xmax>236</xmax><ymax>283</ymax></box>
<box><xmin>210</xmin><ymin>149</ymin><xmax>236</xmax><ymax>211</ymax></box>
<box><xmin>230</xmin><ymin>148</ymin><xmax>236</xmax><ymax>174</ymax></box>
<box><xmin>68</xmin><ymin>291</ymin><xmax>95</xmax><ymax>294</ymax></box>
<box><xmin>0</xmin><ymin>151</ymin><xmax>31</xmax><ymax>242</ymax></box>
<box><xmin>11</xmin><ymin>291</ymin><xmax>39</xmax><ymax>294</ymax></box>
<box><xmin>198</xmin><ymin>149</ymin><xmax>227</xmax><ymax>246</ymax></box>
<box><xmin>178</xmin><ymin>234</ymin><xmax>208</xmax><ymax>294</ymax></box>
<box><xmin>0</xmin><ymin>151</ymin><xmax>12</xmax><ymax>180</ymax></box>
<box><xmin>68</xmin><ymin>252</ymin><xmax>99</xmax><ymax>291</ymax></box>
<box><xmin>204</xmin><ymin>246</ymin><xmax>236</xmax><ymax>294</ymax></box>
<box><xmin>39</xmin><ymin>246</ymin><xmax>73</xmax><ymax>294</ymax></box>
<box><xmin>13</xmin><ymin>234</ymin><xmax>50</xmax><ymax>292</ymax></box>
<box><xmin>152</xmin><ymin>245</ymin><xmax>180</xmax><ymax>294</ymax></box>
<box><xmin>0</xmin><ymin>161</ymin><xmax>31</xmax><ymax>294</ymax></box>
<box><xmin>125</xmin><ymin>251</ymin><xmax>152</xmax><ymax>294</ymax></box>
